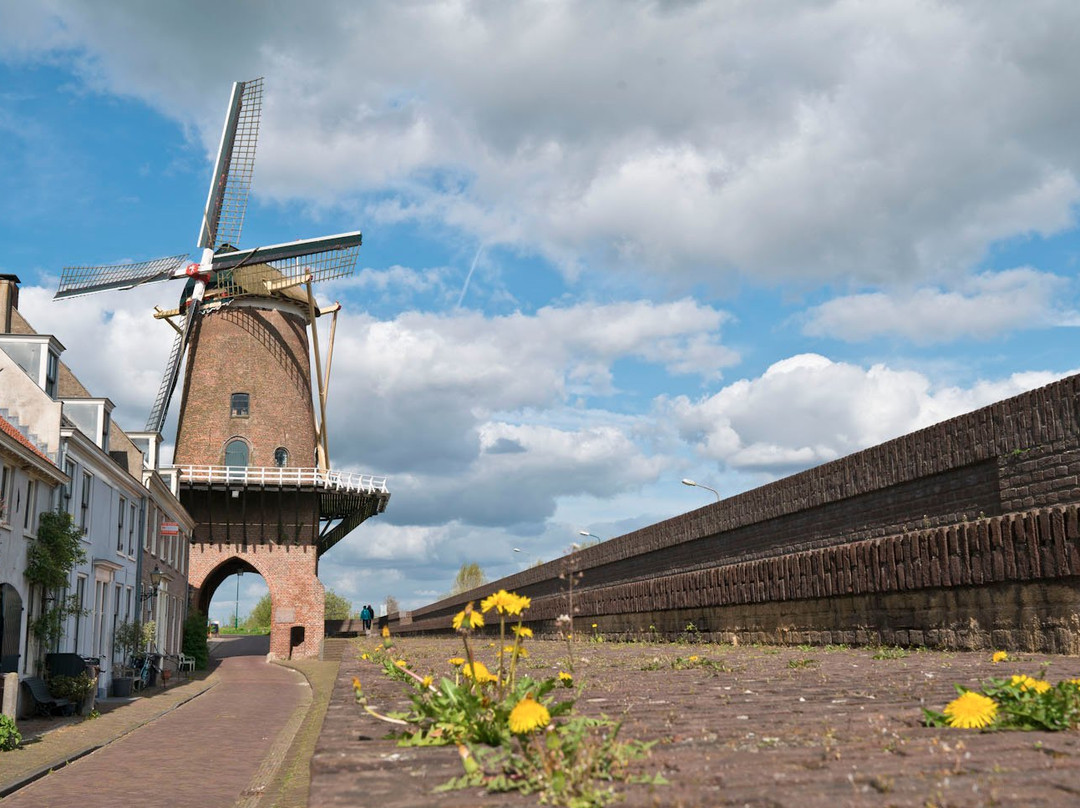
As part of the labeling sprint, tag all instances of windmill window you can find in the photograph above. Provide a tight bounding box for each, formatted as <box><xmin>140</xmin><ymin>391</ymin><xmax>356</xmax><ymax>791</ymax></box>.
<box><xmin>230</xmin><ymin>393</ymin><xmax>250</xmax><ymax>418</ymax></box>
<box><xmin>274</xmin><ymin>447</ymin><xmax>289</xmax><ymax>468</ymax></box>
<box><xmin>224</xmin><ymin>439</ymin><xmax>249</xmax><ymax>468</ymax></box>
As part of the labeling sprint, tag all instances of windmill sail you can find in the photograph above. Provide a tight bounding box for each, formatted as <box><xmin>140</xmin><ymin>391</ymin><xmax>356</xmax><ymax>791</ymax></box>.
<box><xmin>55</xmin><ymin>255</ymin><xmax>189</xmax><ymax>300</ymax></box>
<box><xmin>145</xmin><ymin>299</ymin><xmax>201</xmax><ymax>433</ymax></box>
<box><xmin>208</xmin><ymin>231</ymin><xmax>362</xmax><ymax>298</ymax></box>
<box><xmin>198</xmin><ymin>78</ymin><xmax>263</xmax><ymax>251</ymax></box>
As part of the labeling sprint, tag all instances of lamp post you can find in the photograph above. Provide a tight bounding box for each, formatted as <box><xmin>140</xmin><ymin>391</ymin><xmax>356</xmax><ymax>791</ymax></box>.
<box><xmin>681</xmin><ymin>478</ymin><xmax>721</xmax><ymax>502</ymax></box>
<box><xmin>578</xmin><ymin>530</ymin><xmax>604</xmax><ymax>543</ymax></box>
<box><xmin>140</xmin><ymin>565</ymin><xmax>164</xmax><ymax>601</ymax></box>
<box><xmin>234</xmin><ymin>571</ymin><xmax>243</xmax><ymax>630</ymax></box>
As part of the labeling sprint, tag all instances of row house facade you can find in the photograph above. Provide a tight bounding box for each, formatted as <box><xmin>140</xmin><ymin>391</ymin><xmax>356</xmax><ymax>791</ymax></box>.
<box><xmin>0</xmin><ymin>275</ymin><xmax>194</xmax><ymax>700</ymax></box>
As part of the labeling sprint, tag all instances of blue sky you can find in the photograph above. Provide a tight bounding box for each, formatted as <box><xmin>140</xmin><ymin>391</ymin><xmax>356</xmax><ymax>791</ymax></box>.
<box><xmin>2</xmin><ymin>1</ymin><xmax>1079</xmax><ymax>623</ymax></box>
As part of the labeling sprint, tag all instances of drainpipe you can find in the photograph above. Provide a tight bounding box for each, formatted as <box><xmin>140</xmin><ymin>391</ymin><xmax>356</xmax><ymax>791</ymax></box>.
<box><xmin>134</xmin><ymin>496</ymin><xmax>147</xmax><ymax>614</ymax></box>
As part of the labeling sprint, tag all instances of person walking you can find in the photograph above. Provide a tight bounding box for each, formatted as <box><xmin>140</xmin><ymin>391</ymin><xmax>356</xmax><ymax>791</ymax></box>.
<box><xmin>360</xmin><ymin>604</ymin><xmax>373</xmax><ymax>631</ymax></box>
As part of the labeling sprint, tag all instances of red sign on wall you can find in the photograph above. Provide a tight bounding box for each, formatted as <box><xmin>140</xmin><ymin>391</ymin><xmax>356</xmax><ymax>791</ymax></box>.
<box><xmin>160</xmin><ymin>521</ymin><xmax>179</xmax><ymax>536</ymax></box>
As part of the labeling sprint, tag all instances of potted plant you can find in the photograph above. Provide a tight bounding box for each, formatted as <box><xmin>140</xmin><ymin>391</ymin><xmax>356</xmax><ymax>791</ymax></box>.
<box><xmin>112</xmin><ymin>620</ymin><xmax>152</xmax><ymax>697</ymax></box>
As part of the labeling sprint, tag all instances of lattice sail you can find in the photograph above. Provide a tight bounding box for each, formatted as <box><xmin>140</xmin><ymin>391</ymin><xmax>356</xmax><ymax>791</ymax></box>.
<box><xmin>55</xmin><ymin>255</ymin><xmax>189</xmax><ymax>299</ymax></box>
<box><xmin>208</xmin><ymin>231</ymin><xmax>362</xmax><ymax>298</ymax></box>
<box><xmin>199</xmin><ymin>78</ymin><xmax>263</xmax><ymax>251</ymax></box>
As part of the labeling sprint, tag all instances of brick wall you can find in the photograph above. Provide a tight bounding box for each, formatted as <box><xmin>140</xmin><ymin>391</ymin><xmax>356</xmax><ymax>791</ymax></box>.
<box><xmin>175</xmin><ymin>303</ymin><xmax>317</xmax><ymax>468</ymax></box>
<box><xmin>392</xmin><ymin>374</ymin><xmax>1080</xmax><ymax>652</ymax></box>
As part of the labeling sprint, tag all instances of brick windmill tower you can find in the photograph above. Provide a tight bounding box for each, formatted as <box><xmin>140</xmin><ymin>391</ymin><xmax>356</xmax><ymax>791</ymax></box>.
<box><xmin>54</xmin><ymin>79</ymin><xmax>390</xmax><ymax>659</ymax></box>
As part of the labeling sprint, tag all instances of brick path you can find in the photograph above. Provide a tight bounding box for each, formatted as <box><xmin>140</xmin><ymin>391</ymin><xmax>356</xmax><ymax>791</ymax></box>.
<box><xmin>3</xmin><ymin>636</ymin><xmax>309</xmax><ymax>808</ymax></box>
<box><xmin>313</xmin><ymin>636</ymin><xmax>1080</xmax><ymax>807</ymax></box>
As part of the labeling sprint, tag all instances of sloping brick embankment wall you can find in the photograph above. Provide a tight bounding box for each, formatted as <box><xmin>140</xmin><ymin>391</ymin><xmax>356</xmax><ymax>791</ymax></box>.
<box><xmin>387</xmin><ymin>375</ymin><xmax>1080</xmax><ymax>652</ymax></box>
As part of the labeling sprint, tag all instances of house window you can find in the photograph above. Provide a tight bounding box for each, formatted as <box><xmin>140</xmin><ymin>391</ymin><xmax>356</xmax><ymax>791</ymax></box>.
<box><xmin>117</xmin><ymin>496</ymin><xmax>126</xmax><ymax>551</ymax></box>
<box><xmin>274</xmin><ymin>447</ymin><xmax>289</xmax><ymax>467</ymax></box>
<box><xmin>80</xmin><ymin>472</ymin><xmax>93</xmax><ymax>534</ymax></box>
<box><xmin>127</xmin><ymin>502</ymin><xmax>137</xmax><ymax>555</ymax></box>
<box><xmin>73</xmin><ymin>576</ymin><xmax>86</xmax><ymax>652</ymax></box>
<box><xmin>0</xmin><ymin>464</ymin><xmax>10</xmax><ymax>523</ymax></box>
<box><xmin>45</xmin><ymin>351</ymin><xmax>59</xmax><ymax>398</ymax></box>
<box><xmin>62</xmin><ymin>460</ymin><xmax>75</xmax><ymax>515</ymax></box>
<box><xmin>23</xmin><ymin>479</ymin><xmax>36</xmax><ymax>532</ymax></box>
<box><xmin>224</xmin><ymin>439</ymin><xmax>249</xmax><ymax>467</ymax></box>
<box><xmin>230</xmin><ymin>393</ymin><xmax>250</xmax><ymax>417</ymax></box>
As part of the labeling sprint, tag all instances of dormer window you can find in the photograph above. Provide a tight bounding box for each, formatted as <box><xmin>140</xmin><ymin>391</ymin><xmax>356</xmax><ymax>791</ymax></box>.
<box><xmin>230</xmin><ymin>393</ymin><xmax>250</xmax><ymax>417</ymax></box>
<box><xmin>45</xmin><ymin>350</ymin><xmax>59</xmax><ymax>398</ymax></box>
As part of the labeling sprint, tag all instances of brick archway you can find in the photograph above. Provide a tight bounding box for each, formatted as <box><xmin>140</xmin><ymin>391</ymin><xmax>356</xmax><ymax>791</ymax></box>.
<box><xmin>189</xmin><ymin>542</ymin><xmax>325</xmax><ymax>659</ymax></box>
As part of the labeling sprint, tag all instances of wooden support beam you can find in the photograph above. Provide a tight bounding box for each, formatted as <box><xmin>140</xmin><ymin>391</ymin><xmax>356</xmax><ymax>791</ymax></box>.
<box><xmin>264</xmin><ymin>273</ymin><xmax>312</xmax><ymax>293</ymax></box>
<box><xmin>306</xmin><ymin>281</ymin><xmax>330</xmax><ymax>471</ymax></box>
<box><xmin>154</xmin><ymin>306</ymin><xmax>182</xmax><ymax>321</ymax></box>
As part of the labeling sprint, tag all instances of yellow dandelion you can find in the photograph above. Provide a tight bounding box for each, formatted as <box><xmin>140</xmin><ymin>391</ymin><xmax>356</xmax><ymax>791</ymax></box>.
<box><xmin>558</xmin><ymin>671</ymin><xmax>573</xmax><ymax>683</ymax></box>
<box><xmin>508</xmin><ymin>696</ymin><xmax>551</xmax><ymax>734</ymax></box>
<box><xmin>480</xmin><ymin>589</ymin><xmax>514</xmax><ymax>614</ymax></box>
<box><xmin>1010</xmin><ymin>674</ymin><xmax>1051</xmax><ymax>694</ymax></box>
<box><xmin>504</xmin><ymin>644</ymin><xmax>529</xmax><ymax>658</ymax></box>
<box><xmin>421</xmin><ymin>675</ymin><xmax>433</xmax><ymax>689</ymax></box>
<box><xmin>381</xmin><ymin>626</ymin><xmax>390</xmax><ymax>638</ymax></box>
<box><xmin>448</xmin><ymin>657</ymin><xmax>466</xmax><ymax>666</ymax></box>
<box><xmin>592</xmin><ymin>623</ymin><xmax>598</xmax><ymax>628</ymax></box>
<box><xmin>360</xmin><ymin>652</ymin><xmax>370</xmax><ymax>660</ymax></box>
<box><xmin>992</xmin><ymin>651</ymin><xmax>1008</xmax><ymax>663</ymax></box>
<box><xmin>688</xmin><ymin>655</ymin><xmax>700</xmax><ymax>662</ymax></box>
<box><xmin>1068</xmin><ymin>678</ymin><xmax>1080</xmax><ymax>688</ymax></box>
<box><xmin>351</xmin><ymin>676</ymin><xmax>362</xmax><ymax>694</ymax></box>
<box><xmin>509</xmin><ymin>593</ymin><xmax>531</xmax><ymax>615</ymax></box>
<box><xmin>944</xmin><ymin>691</ymin><xmax>998</xmax><ymax>729</ymax></box>
<box><xmin>395</xmin><ymin>659</ymin><xmax>408</xmax><ymax>668</ymax></box>
<box><xmin>461</xmin><ymin>660</ymin><xmax>497</xmax><ymax>683</ymax></box>
<box><xmin>452</xmin><ymin>603</ymin><xmax>485</xmax><ymax>631</ymax></box>
<box><xmin>511</xmin><ymin>625</ymin><xmax>533</xmax><ymax>638</ymax></box>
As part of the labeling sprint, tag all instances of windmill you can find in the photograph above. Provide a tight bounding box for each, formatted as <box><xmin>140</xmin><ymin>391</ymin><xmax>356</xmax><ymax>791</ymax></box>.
<box><xmin>54</xmin><ymin>78</ymin><xmax>356</xmax><ymax>468</ymax></box>
<box><xmin>53</xmin><ymin>79</ymin><xmax>388</xmax><ymax>660</ymax></box>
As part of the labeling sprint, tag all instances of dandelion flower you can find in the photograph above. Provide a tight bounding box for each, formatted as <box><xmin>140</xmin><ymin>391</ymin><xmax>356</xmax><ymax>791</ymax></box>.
<box><xmin>592</xmin><ymin>623</ymin><xmax>598</xmax><ymax>629</ymax></box>
<box><xmin>461</xmin><ymin>660</ymin><xmax>497</xmax><ymax>683</ymax></box>
<box><xmin>395</xmin><ymin>659</ymin><xmax>408</xmax><ymax>668</ymax></box>
<box><xmin>360</xmin><ymin>653</ymin><xmax>370</xmax><ymax>660</ymax></box>
<box><xmin>381</xmin><ymin>626</ymin><xmax>390</xmax><ymax>639</ymax></box>
<box><xmin>688</xmin><ymin>655</ymin><xmax>700</xmax><ymax>662</ymax></box>
<box><xmin>448</xmin><ymin>657</ymin><xmax>466</xmax><ymax>667</ymax></box>
<box><xmin>558</xmin><ymin>671</ymin><xmax>573</xmax><ymax>685</ymax></box>
<box><xmin>351</xmin><ymin>676</ymin><xmax>362</xmax><ymax>695</ymax></box>
<box><xmin>508</xmin><ymin>696</ymin><xmax>551</xmax><ymax>734</ymax></box>
<box><xmin>452</xmin><ymin>603</ymin><xmax>485</xmax><ymax>631</ymax></box>
<box><xmin>991</xmin><ymin>650</ymin><xmax>1008</xmax><ymax>663</ymax></box>
<box><xmin>1010</xmin><ymin>674</ymin><xmax>1051</xmax><ymax>694</ymax></box>
<box><xmin>504</xmin><ymin>645</ymin><xmax>529</xmax><ymax>658</ymax></box>
<box><xmin>512</xmin><ymin>626</ymin><xmax>533</xmax><ymax>638</ymax></box>
<box><xmin>1068</xmin><ymin>678</ymin><xmax>1080</xmax><ymax>688</ymax></box>
<box><xmin>944</xmin><ymin>691</ymin><xmax>998</xmax><ymax>729</ymax></box>
<box><xmin>421</xmin><ymin>675</ymin><xmax>433</xmax><ymax>689</ymax></box>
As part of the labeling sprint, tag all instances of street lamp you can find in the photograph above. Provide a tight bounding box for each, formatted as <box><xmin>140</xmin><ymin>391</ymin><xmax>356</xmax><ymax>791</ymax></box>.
<box><xmin>140</xmin><ymin>565</ymin><xmax>164</xmax><ymax>601</ymax></box>
<box><xmin>234</xmin><ymin>571</ymin><xmax>243</xmax><ymax>630</ymax></box>
<box><xmin>681</xmin><ymin>478</ymin><xmax>720</xmax><ymax>502</ymax></box>
<box><xmin>578</xmin><ymin>530</ymin><xmax>604</xmax><ymax>543</ymax></box>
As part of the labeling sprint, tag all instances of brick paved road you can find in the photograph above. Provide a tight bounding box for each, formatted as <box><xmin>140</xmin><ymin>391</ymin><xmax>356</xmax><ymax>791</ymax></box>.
<box><xmin>4</xmin><ymin>636</ymin><xmax>309</xmax><ymax>808</ymax></box>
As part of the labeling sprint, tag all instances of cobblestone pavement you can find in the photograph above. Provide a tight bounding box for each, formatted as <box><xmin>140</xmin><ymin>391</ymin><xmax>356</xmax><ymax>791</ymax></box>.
<box><xmin>2</xmin><ymin>636</ymin><xmax>310</xmax><ymax>808</ymax></box>
<box><xmin>313</xmin><ymin>635</ymin><xmax>1080</xmax><ymax>808</ymax></box>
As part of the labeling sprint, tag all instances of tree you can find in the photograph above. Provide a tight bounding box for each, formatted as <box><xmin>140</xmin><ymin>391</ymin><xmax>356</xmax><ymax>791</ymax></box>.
<box><xmin>385</xmin><ymin>595</ymin><xmax>400</xmax><ymax>615</ymax></box>
<box><xmin>245</xmin><ymin>594</ymin><xmax>272</xmax><ymax>631</ymax></box>
<box><xmin>325</xmin><ymin>589</ymin><xmax>354</xmax><ymax>620</ymax></box>
<box><xmin>25</xmin><ymin>511</ymin><xmax>87</xmax><ymax>665</ymax></box>
<box><xmin>451</xmin><ymin>561</ymin><xmax>487</xmax><ymax>595</ymax></box>
<box><xmin>182</xmin><ymin>608</ymin><xmax>210</xmax><ymax>669</ymax></box>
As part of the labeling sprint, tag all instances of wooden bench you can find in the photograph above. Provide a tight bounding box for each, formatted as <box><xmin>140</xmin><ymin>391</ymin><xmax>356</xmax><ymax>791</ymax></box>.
<box><xmin>22</xmin><ymin>676</ymin><xmax>73</xmax><ymax>717</ymax></box>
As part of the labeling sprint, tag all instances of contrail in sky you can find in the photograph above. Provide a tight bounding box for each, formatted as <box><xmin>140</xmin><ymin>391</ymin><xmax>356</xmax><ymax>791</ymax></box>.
<box><xmin>456</xmin><ymin>244</ymin><xmax>485</xmax><ymax>308</ymax></box>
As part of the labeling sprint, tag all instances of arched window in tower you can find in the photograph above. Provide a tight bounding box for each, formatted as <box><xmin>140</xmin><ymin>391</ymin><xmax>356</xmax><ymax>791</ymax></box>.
<box><xmin>230</xmin><ymin>393</ymin><xmax>250</xmax><ymax>417</ymax></box>
<box><xmin>224</xmin><ymin>439</ymin><xmax>249</xmax><ymax>467</ymax></box>
<box><xmin>274</xmin><ymin>447</ymin><xmax>289</xmax><ymax>468</ymax></box>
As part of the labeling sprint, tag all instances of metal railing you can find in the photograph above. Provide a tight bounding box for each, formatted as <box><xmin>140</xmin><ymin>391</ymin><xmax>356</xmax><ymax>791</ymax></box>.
<box><xmin>171</xmin><ymin>465</ymin><xmax>389</xmax><ymax>495</ymax></box>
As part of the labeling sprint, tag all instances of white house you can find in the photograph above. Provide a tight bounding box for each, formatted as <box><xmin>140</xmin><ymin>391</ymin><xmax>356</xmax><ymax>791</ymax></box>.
<box><xmin>0</xmin><ymin>274</ymin><xmax>194</xmax><ymax>696</ymax></box>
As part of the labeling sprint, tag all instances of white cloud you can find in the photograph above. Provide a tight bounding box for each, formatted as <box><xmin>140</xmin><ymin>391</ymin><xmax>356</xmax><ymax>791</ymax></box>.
<box><xmin>7</xmin><ymin>1</ymin><xmax>1080</xmax><ymax>287</ymax></box>
<box><xmin>667</xmin><ymin>353</ymin><xmax>1077</xmax><ymax>475</ymax></box>
<box><xmin>802</xmin><ymin>269</ymin><xmax>1079</xmax><ymax>343</ymax></box>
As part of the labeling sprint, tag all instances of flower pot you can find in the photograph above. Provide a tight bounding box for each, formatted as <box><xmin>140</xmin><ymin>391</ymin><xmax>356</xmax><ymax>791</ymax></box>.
<box><xmin>112</xmin><ymin>676</ymin><xmax>133</xmax><ymax>698</ymax></box>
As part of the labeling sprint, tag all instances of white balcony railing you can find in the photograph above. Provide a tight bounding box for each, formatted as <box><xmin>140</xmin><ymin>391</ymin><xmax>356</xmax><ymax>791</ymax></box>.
<box><xmin>172</xmin><ymin>465</ymin><xmax>389</xmax><ymax>495</ymax></box>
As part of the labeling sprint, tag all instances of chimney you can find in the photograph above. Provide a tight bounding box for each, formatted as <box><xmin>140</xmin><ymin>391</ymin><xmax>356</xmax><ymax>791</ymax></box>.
<box><xmin>0</xmin><ymin>275</ymin><xmax>20</xmax><ymax>334</ymax></box>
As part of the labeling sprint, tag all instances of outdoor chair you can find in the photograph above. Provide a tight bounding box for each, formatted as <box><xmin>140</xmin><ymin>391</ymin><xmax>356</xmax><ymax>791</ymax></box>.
<box><xmin>178</xmin><ymin>653</ymin><xmax>195</xmax><ymax>673</ymax></box>
<box><xmin>22</xmin><ymin>676</ymin><xmax>74</xmax><ymax>717</ymax></box>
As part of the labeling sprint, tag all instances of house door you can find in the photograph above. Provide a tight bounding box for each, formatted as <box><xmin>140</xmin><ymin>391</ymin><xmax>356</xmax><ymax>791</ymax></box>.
<box><xmin>0</xmin><ymin>583</ymin><xmax>22</xmax><ymax>673</ymax></box>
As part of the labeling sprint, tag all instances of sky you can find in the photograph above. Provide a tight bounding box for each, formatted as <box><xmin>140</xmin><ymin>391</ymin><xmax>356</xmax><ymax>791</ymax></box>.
<box><xmin>2</xmin><ymin>1</ymin><xmax>1079</xmax><ymax>624</ymax></box>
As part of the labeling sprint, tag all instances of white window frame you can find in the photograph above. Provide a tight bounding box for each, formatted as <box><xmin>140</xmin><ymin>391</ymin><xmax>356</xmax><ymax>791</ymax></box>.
<box><xmin>80</xmin><ymin>471</ymin><xmax>93</xmax><ymax>535</ymax></box>
<box><xmin>117</xmin><ymin>495</ymin><xmax>126</xmax><ymax>552</ymax></box>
